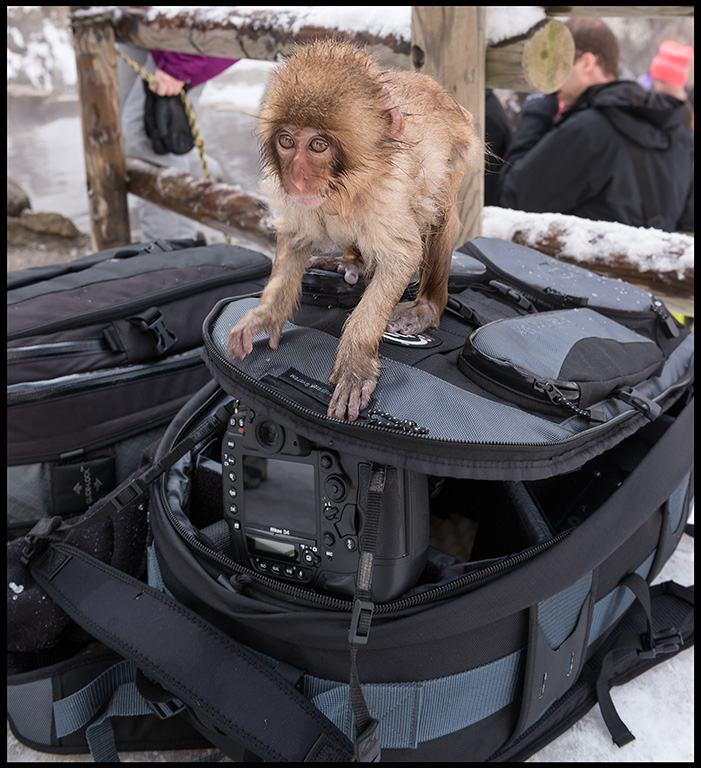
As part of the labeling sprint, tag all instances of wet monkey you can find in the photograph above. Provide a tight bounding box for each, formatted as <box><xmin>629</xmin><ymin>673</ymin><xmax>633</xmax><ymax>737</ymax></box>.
<box><xmin>227</xmin><ymin>40</ymin><xmax>482</xmax><ymax>421</ymax></box>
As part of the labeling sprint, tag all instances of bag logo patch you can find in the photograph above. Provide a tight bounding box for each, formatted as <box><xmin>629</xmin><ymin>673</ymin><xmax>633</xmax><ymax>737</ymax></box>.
<box><xmin>381</xmin><ymin>331</ymin><xmax>442</xmax><ymax>348</ymax></box>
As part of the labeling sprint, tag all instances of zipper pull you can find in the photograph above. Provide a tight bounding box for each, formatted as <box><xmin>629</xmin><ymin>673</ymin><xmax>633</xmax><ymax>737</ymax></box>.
<box><xmin>365</xmin><ymin>409</ymin><xmax>429</xmax><ymax>435</ymax></box>
<box><xmin>540</xmin><ymin>381</ymin><xmax>605</xmax><ymax>422</ymax></box>
<box><xmin>489</xmin><ymin>280</ymin><xmax>536</xmax><ymax>313</ymax></box>
<box><xmin>650</xmin><ymin>296</ymin><xmax>680</xmax><ymax>338</ymax></box>
<box><xmin>616</xmin><ymin>388</ymin><xmax>662</xmax><ymax>421</ymax></box>
<box><xmin>544</xmin><ymin>286</ymin><xmax>587</xmax><ymax>307</ymax></box>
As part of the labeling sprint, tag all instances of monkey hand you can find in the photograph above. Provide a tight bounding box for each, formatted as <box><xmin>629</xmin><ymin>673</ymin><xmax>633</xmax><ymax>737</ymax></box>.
<box><xmin>386</xmin><ymin>300</ymin><xmax>440</xmax><ymax>336</ymax></box>
<box><xmin>327</xmin><ymin>354</ymin><xmax>381</xmax><ymax>422</ymax></box>
<box><xmin>226</xmin><ymin>307</ymin><xmax>284</xmax><ymax>361</ymax></box>
<box><xmin>307</xmin><ymin>254</ymin><xmax>365</xmax><ymax>285</ymax></box>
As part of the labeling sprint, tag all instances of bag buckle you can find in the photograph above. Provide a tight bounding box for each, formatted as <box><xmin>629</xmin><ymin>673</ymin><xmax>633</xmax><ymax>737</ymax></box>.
<box><xmin>349</xmin><ymin>599</ymin><xmax>374</xmax><ymax>645</ymax></box>
<box><xmin>354</xmin><ymin>718</ymin><xmax>381</xmax><ymax>762</ymax></box>
<box><xmin>147</xmin><ymin>696</ymin><xmax>186</xmax><ymax>720</ymax></box>
<box><xmin>638</xmin><ymin>628</ymin><xmax>683</xmax><ymax>659</ymax></box>
<box><xmin>130</xmin><ymin>307</ymin><xmax>178</xmax><ymax>355</ymax></box>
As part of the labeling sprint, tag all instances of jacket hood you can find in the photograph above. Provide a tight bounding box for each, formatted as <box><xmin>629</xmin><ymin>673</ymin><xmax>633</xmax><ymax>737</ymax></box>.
<box><xmin>563</xmin><ymin>80</ymin><xmax>687</xmax><ymax>149</ymax></box>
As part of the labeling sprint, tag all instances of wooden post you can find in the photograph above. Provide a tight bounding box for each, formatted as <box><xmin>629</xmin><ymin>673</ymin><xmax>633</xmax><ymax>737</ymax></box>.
<box><xmin>411</xmin><ymin>6</ymin><xmax>486</xmax><ymax>246</ymax></box>
<box><xmin>71</xmin><ymin>8</ymin><xmax>130</xmax><ymax>249</ymax></box>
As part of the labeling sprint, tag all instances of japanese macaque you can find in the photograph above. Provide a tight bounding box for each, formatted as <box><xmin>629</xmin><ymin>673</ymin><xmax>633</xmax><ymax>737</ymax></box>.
<box><xmin>227</xmin><ymin>39</ymin><xmax>482</xmax><ymax>421</ymax></box>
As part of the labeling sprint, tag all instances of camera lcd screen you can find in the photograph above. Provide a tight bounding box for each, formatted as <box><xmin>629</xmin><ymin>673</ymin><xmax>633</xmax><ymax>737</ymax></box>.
<box><xmin>243</xmin><ymin>456</ymin><xmax>316</xmax><ymax>537</ymax></box>
<box><xmin>247</xmin><ymin>535</ymin><xmax>298</xmax><ymax>561</ymax></box>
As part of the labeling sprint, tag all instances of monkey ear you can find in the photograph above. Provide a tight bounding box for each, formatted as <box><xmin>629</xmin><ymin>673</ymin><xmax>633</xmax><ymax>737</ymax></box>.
<box><xmin>381</xmin><ymin>85</ymin><xmax>404</xmax><ymax>140</ymax></box>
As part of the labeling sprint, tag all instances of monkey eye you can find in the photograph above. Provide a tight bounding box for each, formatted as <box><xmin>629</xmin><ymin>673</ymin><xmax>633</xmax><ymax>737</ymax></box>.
<box><xmin>309</xmin><ymin>137</ymin><xmax>329</xmax><ymax>153</ymax></box>
<box><xmin>278</xmin><ymin>133</ymin><xmax>295</xmax><ymax>149</ymax></box>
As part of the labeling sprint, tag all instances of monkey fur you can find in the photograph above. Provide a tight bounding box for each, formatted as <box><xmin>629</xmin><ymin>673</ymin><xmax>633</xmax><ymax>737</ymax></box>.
<box><xmin>227</xmin><ymin>40</ymin><xmax>482</xmax><ymax>421</ymax></box>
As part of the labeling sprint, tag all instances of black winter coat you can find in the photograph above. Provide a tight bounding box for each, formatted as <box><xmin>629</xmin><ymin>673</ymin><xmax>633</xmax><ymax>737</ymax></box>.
<box><xmin>499</xmin><ymin>81</ymin><xmax>694</xmax><ymax>232</ymax></box>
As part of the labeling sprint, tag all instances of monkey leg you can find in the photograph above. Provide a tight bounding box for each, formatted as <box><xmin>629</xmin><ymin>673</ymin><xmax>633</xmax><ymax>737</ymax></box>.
<box><xmin>386</xmin><ymin>300</ymin><xmax>442</xmax><ymax>335</ymax></box>
<box><xmin>386</xmin><ymin>213</ymin><xmax>456</xmax><ymax>335</ymax></box>
<box><xmin>307</xmin><ymin>248</ymin><xmax>366</xmax><ymax>285</ymax></box>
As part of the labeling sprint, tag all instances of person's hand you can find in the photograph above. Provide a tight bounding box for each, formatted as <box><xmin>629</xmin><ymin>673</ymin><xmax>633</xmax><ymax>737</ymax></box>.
<box><xmin>149</xmin><ymin>68</ymin><xmax>185</xmax><ymax>97</ymax></box>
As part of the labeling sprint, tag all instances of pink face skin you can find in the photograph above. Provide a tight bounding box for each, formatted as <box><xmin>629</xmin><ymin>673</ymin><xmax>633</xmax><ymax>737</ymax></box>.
<box><xmin>275</xmin><ymin>125</ymin><xmax>334</xmax><ymax>209</ymax></box>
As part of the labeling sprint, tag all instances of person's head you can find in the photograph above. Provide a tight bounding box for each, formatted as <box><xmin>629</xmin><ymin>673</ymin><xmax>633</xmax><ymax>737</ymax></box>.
<box><xmin>650</xmin><ymin>40</ymin><xmax>693</xmax><ymax>101</ymax></box>
<box><xmin>558</xmin><ymin>18</ymin><xmax>619</xmax><ymax>108</ymax></box>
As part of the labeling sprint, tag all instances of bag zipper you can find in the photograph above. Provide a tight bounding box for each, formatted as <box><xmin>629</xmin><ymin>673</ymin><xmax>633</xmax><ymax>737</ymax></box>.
<box><xmin>464</xmin><ymin>245</ymin><xmax>678</xmax><ymax>337</ymax></box>
<box><xmin>7</xmin><ymin>347</ymin><xmax>203</xmax><ymax>405</ymax></box>
<box><xmin>7</xmin><ymin>339</ymin><xmax>109</xmax><ymax>362</ymax></box>
<box><xmin>202</xmin><ymin>319</ymin><xmax>681</xmax><ymax>462</ymax></box>
<box><xmin>7</xmin><ymin>268</ymin><xmax>270</xmax><ymax>342</ymax></box>
<box><xmin>157</xmin><ymin>391</ymin><xmax>573</xmax><ymax>614</ymax></box>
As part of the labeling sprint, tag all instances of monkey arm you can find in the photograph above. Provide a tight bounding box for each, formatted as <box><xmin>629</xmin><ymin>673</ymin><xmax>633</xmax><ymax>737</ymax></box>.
<box><xmin>328</xmin><ymin>253</ymin><xmax>419</xmax><ymax>421</ymax></box>
<box><xmin>226</xmin><ymin>234</ymin><xmax>311</xmax><ymax>359</ymax></box>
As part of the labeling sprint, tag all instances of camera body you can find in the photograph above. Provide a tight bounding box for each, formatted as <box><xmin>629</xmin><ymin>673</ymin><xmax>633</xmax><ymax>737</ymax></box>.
<box><xmin>222</xmin><ymin>403</ymin><xmax>429</xmax><ymax>601</ymax></box>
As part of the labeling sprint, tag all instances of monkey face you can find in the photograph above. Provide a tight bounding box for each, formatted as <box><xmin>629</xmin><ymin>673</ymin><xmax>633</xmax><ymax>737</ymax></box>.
<box><xmin>273</xmin><ymin>125</ymin><xmax>336</xmax><ymax>210</ymax></box>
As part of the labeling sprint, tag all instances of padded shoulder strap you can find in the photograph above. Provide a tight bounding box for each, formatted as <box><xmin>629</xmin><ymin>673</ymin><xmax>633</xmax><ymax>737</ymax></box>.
<box><xmin>29</xmin><ymin>542</ymin><xmax>353</xmax><ymax>763</ymax></box>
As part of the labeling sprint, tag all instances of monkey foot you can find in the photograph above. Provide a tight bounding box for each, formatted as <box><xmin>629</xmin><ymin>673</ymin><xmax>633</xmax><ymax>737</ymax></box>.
<box><xmin>327</xmin><ymin>376</ymin><xmax>377</xmax><ymax>422</ymax></box>
<box><xmin>307</xmin><ymin>254</ymin><xmax>365</xmax><ymax>285</ymax></box>
<box><xmin>227</xmin><ymin>309</ymin><xmax>283</xmax><ymax>360</ymax></box>
<box><xmin>386</xmin><ymin>300</ymin><xmax>439</xmax><ymax>335</ymax></box>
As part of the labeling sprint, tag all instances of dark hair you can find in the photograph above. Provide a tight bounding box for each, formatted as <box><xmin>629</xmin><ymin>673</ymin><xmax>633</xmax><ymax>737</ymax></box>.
<box><xmin>566</xmin><ymin>17</ymin><xmax>620</xmax><ymax>79</ymax></box>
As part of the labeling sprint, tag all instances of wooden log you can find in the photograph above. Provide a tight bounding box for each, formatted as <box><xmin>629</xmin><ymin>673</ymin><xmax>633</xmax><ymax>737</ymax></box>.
<box><xmin>544</xmin><ymin>6</ymin><xmax>694</xmax><ymax>18</ymax></box>
<box><xmin>112</xmin><ymin>6</ymin><xmax>574</xmax><ymax>93</ymax></box>
<box><xmin>486</xmin><ymin>19</ymin><xmax>574</xmax><ymax>93</ymax></box>
<box><xmin>125</xmin><ymin>157</ymin><xmax>275</xmax><ymax>249</ymax></box>
<box><xmin>71</xmin><ymin>8</ymin><xmax>130</xmax><ymax>250</ymax></box>
<box><xmin>482</xmin><ymin>206</ymin><xmax>694</xmax><ymax>316</ymax></box>
<box><xmin>411</xmin><ymin>6</ymin><xmax>485</xmax><ymax>246</ymax></box>
<box><xmin>112</xmin><ymin>6</ymin><xmax>411</xmax><ymax>69</ymax></box>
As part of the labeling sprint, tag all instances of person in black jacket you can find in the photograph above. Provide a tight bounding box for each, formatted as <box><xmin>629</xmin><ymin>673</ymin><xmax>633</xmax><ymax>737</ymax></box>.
<box><xmin>499</xmin><ymin>18</ymin><xmax>694</xmax><ymax>233</ymax></box>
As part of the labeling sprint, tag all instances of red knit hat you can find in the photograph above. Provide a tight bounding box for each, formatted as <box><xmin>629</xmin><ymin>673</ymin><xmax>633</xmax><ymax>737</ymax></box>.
<box><xmin>650</xmin><ymin>40</ymin><xmax>693</xmax><ymax>88</ymax></box>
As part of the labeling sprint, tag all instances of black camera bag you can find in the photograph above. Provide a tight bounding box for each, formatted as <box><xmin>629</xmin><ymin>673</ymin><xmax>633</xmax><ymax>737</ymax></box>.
<box><xmin>10</xmin><ymin>238</ymin><xmax>693</xmax><ymax>761</ymax></box>
<box><xmin>7</xmin><ymin>239</ymin><xmax>271</xmax><ymax>537</ymax></box>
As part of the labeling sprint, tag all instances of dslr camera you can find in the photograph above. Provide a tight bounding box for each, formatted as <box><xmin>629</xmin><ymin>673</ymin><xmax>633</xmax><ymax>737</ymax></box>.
<box><xmin>222</xmin><ymin>402</ymin><xmax>429</xmax><ymax>601</ymax></box>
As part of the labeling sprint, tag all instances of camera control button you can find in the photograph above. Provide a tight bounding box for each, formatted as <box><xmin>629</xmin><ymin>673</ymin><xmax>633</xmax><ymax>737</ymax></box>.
<box><xmin>271</xmin><ymin>563</ymin><xmax>282</xmax><ymax>575</ymax></box>
<box><xmin>323</xmin><ymin>532</ymin><xmax>335</xmax><ymax>547</ymax></box>
<box><xmin>323</xmin><ymin>505</ymin><xmax>340</xmax><ymax>521</ymax></box>
<box><xmin>334</xmin><ymin>504</ymin><xmax>358</xmax><ymax>538</ymax></box>
<box><xmin>228</xmin><ymin>487</ymin><xmax>237</xmax><ymax>498</ymax></box>
<box><xmin>303</xmin><ymin>551</ymin><xmax>321</xmax><ymax>566</ymax></box>
<box><xmin>256</xmin><ymin>560</ymin><xmax>269</xmax><ymax>571</ymax></box>
<box><xmin>325</xmin><ymin>475</ymin><xmax>346</xmax><ymax>501</ymax></box>
<box><xmin>344</xmin><ymin>538</ymin><xmax>357</xmax><ymax>551</ymax></box>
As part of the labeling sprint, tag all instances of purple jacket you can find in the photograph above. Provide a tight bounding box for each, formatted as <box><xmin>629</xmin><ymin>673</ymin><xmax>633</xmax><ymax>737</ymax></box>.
<box><xmin>149</xmin><ymin>50</ymin><xmax>238</xmax><ymax>88</ymax></box>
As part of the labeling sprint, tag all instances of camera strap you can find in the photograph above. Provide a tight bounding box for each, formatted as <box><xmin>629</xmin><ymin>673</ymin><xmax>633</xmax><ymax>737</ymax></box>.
<box><xmin>27</xmin><ymin>541</ymin><xmax>354</xmax><ymax>762</ymax></box>
<box><xmin>21</xmin><ymin>400</ymin><xmax>237</xmax><ymax>564</ymax></box>
<box><xmin>348</xmin><ymin>463</ymin><xmax>386</xmax><ymax>762</ymax></box>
